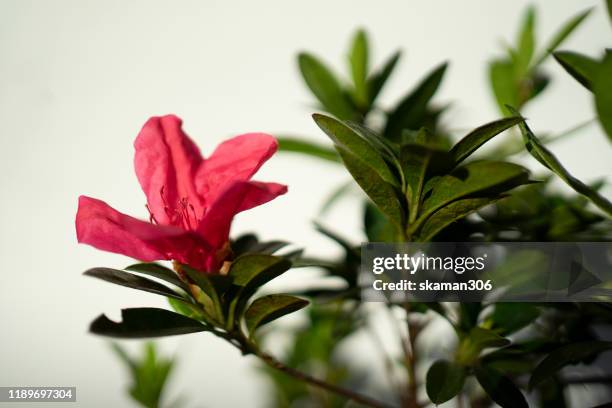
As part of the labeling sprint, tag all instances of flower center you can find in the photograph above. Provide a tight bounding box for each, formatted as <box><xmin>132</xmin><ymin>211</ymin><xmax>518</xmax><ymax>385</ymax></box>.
<box><xmin>146</xmin><ymin>186</ymin><xmax>202</xmax><ymax>230</ymax></box>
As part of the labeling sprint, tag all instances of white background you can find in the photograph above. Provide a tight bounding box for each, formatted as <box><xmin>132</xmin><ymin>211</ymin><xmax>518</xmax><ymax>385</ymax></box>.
<box><xmin>1</xmin><ymin>0</ymin><xmax>611</xmax><ymax>407</ymax></box>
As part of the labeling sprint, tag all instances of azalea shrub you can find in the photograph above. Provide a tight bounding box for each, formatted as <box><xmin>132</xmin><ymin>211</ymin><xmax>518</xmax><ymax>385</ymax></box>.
<box><xmin>78</xmin><ymin>4</ymin><xmax>612</xmax><ymax>408</ymax></box>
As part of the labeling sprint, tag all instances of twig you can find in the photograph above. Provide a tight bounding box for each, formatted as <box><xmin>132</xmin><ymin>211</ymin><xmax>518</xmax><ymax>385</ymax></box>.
<box><xmin>253</xmin><ymin>349</ymin><xmax>395</xmax><ymax>408</ymax></box>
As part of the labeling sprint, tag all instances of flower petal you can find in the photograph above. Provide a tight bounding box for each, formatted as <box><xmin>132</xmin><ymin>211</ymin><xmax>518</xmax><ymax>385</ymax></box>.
<box><xmin>76</xmin><ymin>195</ymin><xmax>200</xmax><ymax>262</ymax></box>
<box><xmin>134</xmin><ymin>115</ymin><xmax>204</xmax><ymax>225</ymax></box>
<box><xmin>196</xmin><ymin>133</ymin><xmax>278</xmax><ymax>204</ymax></box>
<box><xmin>198</xmin><ymin>181</ymin><xmax>287</xmax><ymax>249</ymax></box>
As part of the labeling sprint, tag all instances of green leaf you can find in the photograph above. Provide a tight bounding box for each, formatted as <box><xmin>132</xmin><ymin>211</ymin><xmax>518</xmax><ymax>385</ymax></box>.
<box><xmin>348</xmin><ymin>29</ymin><xmax>369</xmax><ymax>107</ymax></box>
<box><xmin>475</xmin><ymin>365</ymin><xmax>528</xmax><ymax>408</ymax></box>
<box><xmin>593</xmin><ymin>51</ymin><xmax>612</xmax><ymax>142</ymax></box>
<box><xmin>529</xmin><ymin>341</ymin><xmax>612</xmax><ymax>389</ymax></box>
<box><xmin>608</xmin><ymin>0</ymin><xmax>612</xmax><ymax>24</ymax></box>
<box><xmin>313</xmin><ymin>114</ymin><xmax>398</xmax><ymax>185</ymax></box>
<box><xmin>182</xmin><ymin>266</ymin><xmax>231</xmax><ymax>324</ymax></box>
<box><xmin>534</xmin><ymin>8</ymin><xmax>591</xmax><ymax>66</ymax></box>
<box><xmin>90</xmin><ymin>308</ymin><xmax>208</xmax><ymax>338</ymax></box>
<box><xmin>337</xmin><ymin>146</ymin><xmax>404</xmax><ymax>227</ymax></box>
<box><xmin>515</xmin><ymin>6</ymin><xmax>536</xmax><ymax>76</ymax></box>
<box><xmin>125</xmin><ymin>262</ymin><xmax>189</xmax><ymax>292</ymax></box>
<box><xmin>84</xmin><ymin>268</ymin><xmax>186</xmax><ymax>301</ymax></box>
<box><xmin>277</xmin><ymin>137</ymin><xmax>340</xmax><ymax>163</ymax></box>
<box><xmin>418</xmin><ymin>161</ymin><xmax>530</xmax><ymax>222</ymax></box>
<box><xmin>425</xmin><ymin>360</ymin><xmax>467</xmax><ymax>404</ymax></box>
<box><xmin>367</xmin><ymin>50</ymin><xmax>401</xmax><ymax>104</ymax></box>
<box><xmin>414</xmin><ymin>196</ymin><xmax>500</xmax><ymax>241</ymax></box>
<box><xmin>400</xmin><ymin>142</ymin><xmax>453</xmax><ymax>222</ymax></box>
<box><xmin>319</xmin><ymin>180</ymin><xmax>355</xmax><ymax>214</ymax></box>
<box><xmin>513</xmin><ymin>109</ymin><xmax>612</xmax><ymax>216</ymax></box>
<box><xmin>489</xmin><ymin>59</ymin><xmax>519</xmax><ymax>113</ymax></box>
<box><xmin>229</xmin><ymin>254</ymin><xmax>291</xmax><ymax>288</ymax></box>
<box><xmin>553</xmin><ymin>51</ymin><xmax>600</xmax><ymax>91</ymax></box>
<box><xmin>450</xmin><ymin>116</ymin><xmax>524</xmax><ymax>165</ymax></box>
<box><xmin>488</xmin><ymin>303</ymin><xmax>540</xmax><ymax>335</ymax></box>
<box><xmin>228</xmin><ymin>254</ymin><xmax>292</xmax><ymax>325</ymax></box>
<box><xmin>384</xmin><ymin>62</ymin><xmax>448</xmax><ymax>141</ymax></box>
<box><xmin>364</xmin><ymin>201</ymin><xmax>397</xmax><ymax>242</ymax></box>
<box><xmin>298</xmin><ymin>53</ymin><xmax>354</xmax><ymax>120</ymax></box>
<box><xmin>245</xmin><ymin>294</ymin><xmax>309</xmax><ymax>336</ymax></box>
<box><xmin>469</xmin><ymin>327</ymin><xmax>511</xmax><ymax>349</ymax></box>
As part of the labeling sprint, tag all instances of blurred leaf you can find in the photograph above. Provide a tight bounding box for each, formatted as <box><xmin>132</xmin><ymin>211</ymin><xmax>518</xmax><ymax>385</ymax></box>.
<box><xmin>608</xmin><ymin>0</ymin><xmax>612</xmax><ymax>24</ymax></box>
<box><xmin>513</xmin><ymin>109</ymin><xmax>612</xmax><ymax>216</ymax></box>
<box><xmin>450</xmin><ymin>116</ymin><xmax>524</xmax><ymax>165</ymax></box>
<box><xmin>529</xmin><ymin>341</ymin><xmax>612</xmax><ymax>389</ymax></box>
<box><xmin>554</xmin><ymin>51</ymin><xmax>599</xmax><ymax>90</ymax></box>
<box><xmin>367</xmin><ymin>50</ymin><xmax>401</xmax><ymax>104</ymax></box>
<box><xmin>277</xmin><ymin>137</ymin><xmax>340</xmax><ymax>163</ymax></box>
<box><xmin>534</xmin><ymin>8</ymin><xmax>591</xmax><ymax>66</ymax></box>
<box><xmin>489</xmin><ymin>303</ymin><xmax>540</xmax><ymax>335</ymax></box>
<box><xmin>490</xmin><ymin>59</ymin><xmax>518</xmax><ymax>113</ymax></box>
<box><xmin>337</xmin><ymin>146</ymin><xmax>404</xmax><ymax>227</ymax></box>
<box><xmin>125</xmin><ymin>262</ymin><xmax>189</xmax><ymax>293</ymax></box>
<box><xmin>469</xmin><ymin>327</ymin><xmax>511</xmax><ymax>349</ymax></box>
<box><xmin>475</xmin><ymin>365</ymin><xmax>528</xmax><ymax>408</ymax></box>
<box><xmin>298</xmin><ymin>53</ymin><xmax>355</xmax><ymax>120</ymax></box>
<box><xmin>515</xmin><ymin>6</ymin><xmax>536</xmax><ymax>76</ymax></box>
<box><xmin>593</xmin><ymin>51</ymin><xmax>612</xmax><ymax>142</ymax></box>
<box><xmin>245</xmin><ymin>294</ymin><xmax>309</xmax><ymax>336</ymax></box>
<box><xmin>112</xmin><ymin>342</ymin><xmax>175</xmax><ymax>408</ymax></box>
<box><xmin>415</xmin><ymin>196</ymin><xmax>500</xmax><ymax>241</ymax></box>
<box><xmin>319</xmin><ymin>180</ymin><xmax>355</xmax><ymax>214</ymax></box>
<box><xmin>313</xmin><ymin>114</ymin><xmax>399</xmax><ymax>185</ymax></box>
<box><xmin>425</xmin><ymin>360</ymin><xmax>466</xmax><ymax>404</ymax></box>
<box><xmin>364</xmin><ymin>201</ymin><xmax>397</xmax><ymax>242</ymax></box>
<box><xmin>384</xmin><ymin>62</ymin><xmax>448</xmax><ymax>141</ymax></box>
<box><xmin>418</xmin><ymin>161</ymin><xmax>529</xmax><ymax>222</ymax></box>
<box><xmin>84</xmin><ymin>268</ymin><xmax>186</xmax><ymax>301</ymax></box>
<box><xmin>348</xmin><ymin>29</ymin><xmax>369</xmax><ymax>108</ymax></box>
<box><xmin>90</xmin><ymin>308</ymin><xmax>208</xmax><ymax>338</ymax></box>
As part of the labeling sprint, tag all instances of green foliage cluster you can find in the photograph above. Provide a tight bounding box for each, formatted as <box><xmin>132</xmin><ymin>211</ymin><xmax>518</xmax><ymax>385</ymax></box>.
<box><xmin>86</xmin><ymin>3</ymin><xmax>612</xmax><ymax>408</ymax></box>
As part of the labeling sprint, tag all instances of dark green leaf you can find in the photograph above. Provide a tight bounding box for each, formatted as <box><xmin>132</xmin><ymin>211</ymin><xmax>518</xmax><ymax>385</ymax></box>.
<box><xmin>367</xmin><ymin>50</ymin><xmax>401</xmax><ymax>104</ymax></box>
<box><xmin>90</xmin><ymin>308</ymin><xmax>208</xmax><ymax>338</ymax></box>
<box><xmin>593</xmin><ymin>51</ymin><xmax>612</xmax><ymax>142</ymax></box>
<box><xmin>84</xmin><ymin>268</ymin><xmax>185</xmax><ymax>301</ymax></box>
<box><xmin>298</xmin><ymin>53</ymin><xmax>354</xmax><ymax>120</ymax></box>
<box><xmin>277</xmin><ymin>137</ymin><xmax>340</xmax><ymax>163</ymax></box>
<box><xmin>229</xmin><ymin>254</ymin><xmax>291</xmax><ymax>288</ymax></box>
<box><xmin>418</xmin><ymin>160</ymin><xmax>529</xmax><ymax>222</ymax></box>
<box><xmin>529</xmin><ymin>341</ymin><xmax>612</xmax><ymax>389</ymax></box>
<box><xmin>313</xmin><ymin>114</ymin><xmax>398</xmax><ymax>185</ymax></box>
<box><xmin>337</xmin><ymin>146</ymin><xmax>404</xmax><ymax>227</ymax></box>
<box><xmin>348</xmin><ymin>29</ymin><xmax>369</xmax><ymax>107</ymax></box>
<box><xmin>488</xmin><ymin>303</ymin><xmax>540</xmax><ymax>335</ymax></box>
<box><xmin>554</xmin><ymin>51</ymin><xmax>600</xmax><ymax>90</ymax></box>
<box><xmin>425</xmin><ymin>360</ymin><xmax>467</xmax><ymax>404</ymax></box>
<box><xmin>400</xmin><ymin>142</ymin><xmax>453</xmax><ymax>221</ymax></box>
<box><xmin>513</xmin><ymin>109</ymin><xmax>612</xmax><ymax>216</ymax></box>
<box><xmin>469</xmin><ymin>327</ymin><xmax>511</xmax><ymax>349</ymax></box>
<box><xmin>364</xmin><ymin>202</ymin><xmax>397</xmax><ymax>242</ymax></box>
<box><xmin>414</xmin><ymin>196</ymin><xmax>500</xmax><ymax>241</ymax></box>
<box><xmin>450</xmin><ymin>116</ymin><xmax>524</xmax><ymax>165</ymax></box>
<box><xmin>245</xmin><ymin>294</ymin><xmax>309</xmax><ymax>335</ymax></box>
<box><xmin>475</xmin><ymin>365</ymin><xmax>528</xmax><ymax>408</ymax></box>
<box><xmin>125</xmin><ymin>262</ymin><xmax>189</xmax><ymax>292</ymax></box>
<box><xmin>534</xmin><ymin>8</ymin><xmax>591</xmax><ymax>66</ymax></box>
<box><xmin>608</xmin><ymin>0</ymin><xmax>612</xmax><ymax>24</ymax></box>
<box><xmin>384</xmin><ymin>62</ymin><xmax>448</xmax><ymax>141</ymax></box>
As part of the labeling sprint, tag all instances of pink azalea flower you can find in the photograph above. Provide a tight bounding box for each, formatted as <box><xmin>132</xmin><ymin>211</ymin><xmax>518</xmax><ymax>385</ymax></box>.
<box><xmin>76</xmin><ymin>115</ymin><xmax>287</xmax><ymax>273</ymax></box>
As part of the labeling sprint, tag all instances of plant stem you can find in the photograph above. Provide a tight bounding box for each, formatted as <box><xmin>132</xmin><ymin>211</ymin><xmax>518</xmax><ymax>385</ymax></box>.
<box><xmin>251</xmin><ymin>348</ymin><xmax>394</xmax><ymax>408</ymax></box>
